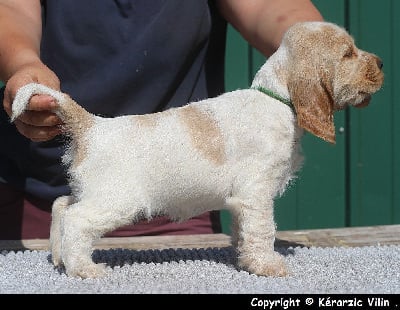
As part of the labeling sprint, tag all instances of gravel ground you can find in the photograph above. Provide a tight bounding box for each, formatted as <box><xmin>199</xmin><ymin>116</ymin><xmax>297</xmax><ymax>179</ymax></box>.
<box><xmin>1</xmin><ymin>245</ymin><xmax>399</xmax><ymax>294</ymax></box>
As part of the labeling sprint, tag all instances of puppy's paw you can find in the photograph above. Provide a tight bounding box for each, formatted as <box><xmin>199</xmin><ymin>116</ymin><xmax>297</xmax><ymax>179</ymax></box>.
<box><xmin>49</xmin><ymin>241</ymin><xmax>62</xmax><ymax>267</ymax></box>
<box><xmin>238</xmin><ymin>252</ymin><xmax>288</xmax><ymax>277</ymax></box>
<box><xmin>67</xmin><ymin>262</ymin><xmax>108</xmax><ymax>279</ymax></box>
<box><xmin>50</xmin><ymin>250</ymin><xmax>62</xmax><ymax>267</ymax></box>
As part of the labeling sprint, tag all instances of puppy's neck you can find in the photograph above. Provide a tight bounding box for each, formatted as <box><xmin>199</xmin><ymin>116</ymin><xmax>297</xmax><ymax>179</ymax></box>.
<box><xmin>251</xmin><ymin>47</ymin><xmax>290</xmax><ymax>101</ymax></box>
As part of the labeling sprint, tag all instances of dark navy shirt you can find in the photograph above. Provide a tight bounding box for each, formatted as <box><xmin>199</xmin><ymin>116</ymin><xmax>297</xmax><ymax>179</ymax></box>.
<box><xmin>0</xmin><ymin>0</ymin><xmax>227</xmax><ymax>201</ymax></box>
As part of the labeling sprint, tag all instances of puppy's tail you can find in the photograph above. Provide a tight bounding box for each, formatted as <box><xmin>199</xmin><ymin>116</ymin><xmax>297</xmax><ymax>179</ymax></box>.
<box><xmin>11</xmin><ymin>83</ymin><xmax>93</xmax><ymax>136</ymax></box>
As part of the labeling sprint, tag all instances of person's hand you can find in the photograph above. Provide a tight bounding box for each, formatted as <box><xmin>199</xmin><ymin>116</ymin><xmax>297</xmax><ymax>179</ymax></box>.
<box><xmin>3</xmin><ymin>61</ymin><xmax>63</xmax><ymax>142</ymax></box>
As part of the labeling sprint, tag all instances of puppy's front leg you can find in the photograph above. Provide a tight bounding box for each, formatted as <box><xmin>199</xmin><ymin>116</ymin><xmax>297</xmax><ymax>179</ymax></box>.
<box><xmin>228</xmin><ymin>196</ymin><xmax>287</xmax><ymax>277</ymax></box>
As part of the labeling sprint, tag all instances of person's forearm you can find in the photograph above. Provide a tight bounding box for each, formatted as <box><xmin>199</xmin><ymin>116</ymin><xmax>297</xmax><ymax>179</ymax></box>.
<box><xmin>218</xmin><ymin>0</ymin><xmax>324</xmax><ymax>56</ymax></box>
<box><xmin>0</xmin><ymin>1</ymin><xmax>42</xmax><ymax>82</ymax></box>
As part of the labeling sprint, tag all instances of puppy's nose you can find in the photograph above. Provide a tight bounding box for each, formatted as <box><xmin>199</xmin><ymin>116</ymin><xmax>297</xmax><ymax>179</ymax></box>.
<box><xmin>376</xmin><ymin>57</ymin><xmax>383</xmax><ymax>70</ymax></box>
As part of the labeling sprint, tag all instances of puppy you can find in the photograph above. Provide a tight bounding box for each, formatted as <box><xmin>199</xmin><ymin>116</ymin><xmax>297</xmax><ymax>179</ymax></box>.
<box><xmin>11</xmin><ymin>21</ymin><xmax>383</xmax><ymax>278</ymax></box>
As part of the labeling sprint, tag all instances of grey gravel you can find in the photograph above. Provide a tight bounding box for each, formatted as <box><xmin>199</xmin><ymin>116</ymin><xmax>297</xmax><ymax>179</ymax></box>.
<box><xmin>0</xmin><ymin>245</ymin><xmax>399</xmax><ymax>294</ymax></box>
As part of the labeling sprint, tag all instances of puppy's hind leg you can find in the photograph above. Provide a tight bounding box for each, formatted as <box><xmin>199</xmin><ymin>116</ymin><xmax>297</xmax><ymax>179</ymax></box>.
<box><xmin>60</xmin><ymin>199</ymin><xmax>139</xmax><ymax>278</ymax></box>
<box><xmin>49</xmin><ymin>195</ymin><xmax>73</xmax><ymax>267</ymax></box>
<box><xmin>60</xmin><ymin>201</ymin><xmax>110</xmax><ymax>278</ymax></box>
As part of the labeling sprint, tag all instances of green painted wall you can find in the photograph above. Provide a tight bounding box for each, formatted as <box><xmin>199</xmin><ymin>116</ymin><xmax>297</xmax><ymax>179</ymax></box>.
<box><xmin>347</xmin><ymin>0</ymin><xmax>399</xmax><ymax>226</ymax></box>
<box><xmin>221</xmin><ymin>0</ymin><xmax>398</xmax><ymax>233</ymax></box>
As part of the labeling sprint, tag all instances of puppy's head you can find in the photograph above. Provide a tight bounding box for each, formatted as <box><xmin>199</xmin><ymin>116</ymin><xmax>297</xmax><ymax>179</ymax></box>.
<box><xmin>284</xmin><ymin>22</ymin><xmax>384</xmax><ymax>143</ymax></box>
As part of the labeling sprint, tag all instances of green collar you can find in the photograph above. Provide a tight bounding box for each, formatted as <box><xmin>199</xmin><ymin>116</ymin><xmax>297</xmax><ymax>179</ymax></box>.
<box><xmin>251</xmin><ymin>86</ymin><xmax>292</xmax><ymax>108</ymax></box>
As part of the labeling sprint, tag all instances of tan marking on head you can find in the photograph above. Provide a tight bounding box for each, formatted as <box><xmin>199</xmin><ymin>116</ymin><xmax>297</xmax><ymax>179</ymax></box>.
<box><xmin>179</xmin><ymin>105</ymin><xmax>226</xmax><ymax>165</ymax></box>
<box><xmin>288</xmin><ymin>71</ymin><xmax>336</xmax><ymax>144</ymax></box>
<box><xmin>283</xmin><ymin>22</ymin><xmax>383</xmax><ymax>144</ymax></box>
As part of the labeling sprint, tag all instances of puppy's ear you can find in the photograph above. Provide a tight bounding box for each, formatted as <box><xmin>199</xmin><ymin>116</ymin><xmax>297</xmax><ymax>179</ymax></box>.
<box><xmin>287</xmin><ymin>70</ymin><xmax>336</xmax><ymax>144</ymax></box>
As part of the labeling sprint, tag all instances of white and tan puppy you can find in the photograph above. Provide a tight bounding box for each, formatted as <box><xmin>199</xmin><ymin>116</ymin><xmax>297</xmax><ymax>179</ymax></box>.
<box><xmin>11</xmin><ymin>22</ymin><xmax>383</xmax><ymax>278</ymax></box>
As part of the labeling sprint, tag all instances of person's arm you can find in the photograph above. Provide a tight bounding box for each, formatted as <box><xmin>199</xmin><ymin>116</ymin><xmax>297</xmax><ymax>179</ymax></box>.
<box><xmin>0</xmin><ymin>0</ymin><xmax>42</xmax><ymax>81</ymax></box>
<box><xmin>217</xmin><ymin>0</ymin><xmax>324</xmax><ymax>56</ymax></box>
<box><xmin>0</xmin><ymin>0</ymin><xmax>61</xmax><ymax>141</ymax></box>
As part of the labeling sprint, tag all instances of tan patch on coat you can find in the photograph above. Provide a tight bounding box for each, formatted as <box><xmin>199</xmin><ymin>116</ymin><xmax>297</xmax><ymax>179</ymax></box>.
<box><xmin>71</xmin><ymin>135</ymin><xmax>91</xmax><ymax>169</ymax></box>
<box><xmin>179</xmin><ymin>105</ymin><xmax>226</xmax><ymax>165</ymax></box>
<box><xmin>59</xmin><ymin>96</ymin><xmax>95</xmax><ymax>169</ymax></box>
<box><xmin>133</xmin><ymin>114</ymin><xmax>160</xmax><ymax>128</ymax></box>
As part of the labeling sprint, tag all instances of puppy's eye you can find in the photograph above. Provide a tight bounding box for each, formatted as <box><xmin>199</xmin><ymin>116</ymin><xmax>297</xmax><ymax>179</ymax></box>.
<box><xmin>343</xmin><ymin>47</ymin><xmax>354</xmax><ymax>59</ymax></box>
